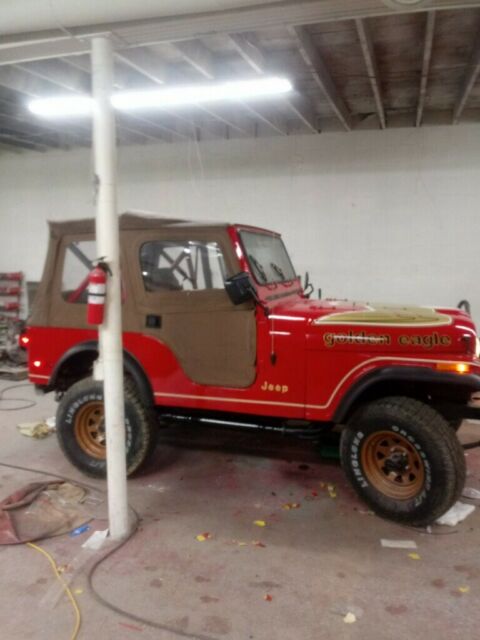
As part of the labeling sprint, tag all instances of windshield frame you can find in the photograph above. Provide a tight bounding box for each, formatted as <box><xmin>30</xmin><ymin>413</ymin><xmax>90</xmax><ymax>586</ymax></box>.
<box><xmin>238</xmin><ymin>229</ymin><xmax>297</xmax><ymax>286</ymax></box>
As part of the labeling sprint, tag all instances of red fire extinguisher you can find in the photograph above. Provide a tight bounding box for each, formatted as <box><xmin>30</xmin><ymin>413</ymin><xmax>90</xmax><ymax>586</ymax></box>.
<box><xmin>87</xmin><ymin>264</ymin><xmax>108</xmax><ymax>325</ymax></box>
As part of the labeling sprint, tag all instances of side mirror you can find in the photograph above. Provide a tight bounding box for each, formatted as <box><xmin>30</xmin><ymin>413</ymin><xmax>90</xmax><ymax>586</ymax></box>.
<box><xmin>225</xmin><ymin>272</ymin><xmax>255</xmax><ymax>305</ymax></box>
<box><xmin>303</xmin><ymin>271</ymin><xmax>314</xmax><ymax>299</ymax></box>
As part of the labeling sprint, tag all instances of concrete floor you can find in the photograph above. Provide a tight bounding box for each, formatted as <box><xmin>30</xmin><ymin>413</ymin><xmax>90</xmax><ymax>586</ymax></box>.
<box><xmin>0</xmin><ymin>379</ymin><xmax>479</xmax><ymax>640</ymax></box>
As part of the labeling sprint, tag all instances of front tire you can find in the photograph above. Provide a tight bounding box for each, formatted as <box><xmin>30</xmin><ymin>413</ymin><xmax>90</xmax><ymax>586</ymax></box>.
<box><xmin>340</xmin><ymin>397</ymin><xmax>466</xmax><ymax>526</ymax></box>
<box><xmin>56</xmin><ymin>378</ymin><xmax>157</xmax><ymax>478</ymax></box>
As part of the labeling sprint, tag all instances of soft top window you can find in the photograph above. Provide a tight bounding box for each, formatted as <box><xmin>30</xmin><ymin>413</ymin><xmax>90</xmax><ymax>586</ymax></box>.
<box><xmin>140</xmin><ymin>239</ymin><xmax>227</xmax><ymax>292</ymax></box>
<box><xmin>239</xmin><ymin>231</ymin><xmax>296</xmax><ymax>285</ymax></box>
<box><xmin>62</xmin><ymin>240</ymin><xmax>96</xmax><ymax>303</ymax></box>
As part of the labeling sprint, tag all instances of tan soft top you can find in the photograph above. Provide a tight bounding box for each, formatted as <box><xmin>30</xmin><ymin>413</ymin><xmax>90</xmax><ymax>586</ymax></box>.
<box><xmin>49</xmin><ymin>211</ymin><xmax>230</xmax><ymax>237</ymax></box>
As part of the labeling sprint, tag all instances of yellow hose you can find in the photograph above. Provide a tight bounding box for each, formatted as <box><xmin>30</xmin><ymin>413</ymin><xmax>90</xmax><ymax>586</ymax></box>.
<box><xmin>27</xmin><ymin>541</ymin><xmax>81</xmax><ymax>640</ymax></box>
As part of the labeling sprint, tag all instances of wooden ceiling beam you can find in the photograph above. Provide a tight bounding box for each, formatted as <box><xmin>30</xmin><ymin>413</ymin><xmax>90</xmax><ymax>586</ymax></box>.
<box><xmin>115</xmin><ymin>48</ymin><xmax>168</xmax><ymax>85</ymax></box>
<box><xmin>355</xmin><ymin>18</ymin><xmax>386</xmax><ymax>130</ymax></box>
<box><xmin>229</xmin><ymin>32</ymin><xmax>319</xmax><ymax>133</ymax></box>
<box><xmin>230</xmin><ymin>33</ymin><xmax>265</xmax><ymax>74</ymax></box>
<box><xmin>174</xmin><ymin>39</ymin><xmax>215</xmax><ymax>80</ymax></box>
<box><xmin>292</xmin><ymin>26</ymin><xmax>352</xmax><ymax>131</ymax></box>
<box><xmin>453</xmin><ymin>26</ymin><xmax>480</xmax><ymax>124</ymax></box>
<box><xmin>416</xmin><ymin>11</ymin><xmax>436</xmax><ymax>127</ymax></box>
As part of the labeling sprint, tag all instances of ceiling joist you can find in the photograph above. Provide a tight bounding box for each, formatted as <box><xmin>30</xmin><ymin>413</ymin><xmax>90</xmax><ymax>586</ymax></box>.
<box><xmin>453</xmin><ymin>25</ymin><xmax>480</xmax><ymax>124</ymax></box>
<box><xmin>115</xmin><ymin>48</ymin><xmax>168</xmax><ymax>85</ymax></box>
<box><xmin>2</xmin><ymin>1</ymin><xmax>480</xmax><ymax>64</ymax></box>
<box><xmin>229</xmin><ymin>32</ymin><xmax>319</xmax><ymax>133</ymax></box>
<box><xmin>355</xmin><ymin>18</ymin><xmax>386</xmax><ymax>130</ymax></box>
<box><xmin>416</xmin><ymin>11</ymin><xmax>436</xmax><ymax>127</ymax></box>
<box><xmin>292</xmin><ymin>25</ymin><xmax>352</xmax><ymax>131</ymax></box>
<box><xmin>174</xmin><ymin>39</ymin><xmax>215</xmax><ymax>80</ymax></box>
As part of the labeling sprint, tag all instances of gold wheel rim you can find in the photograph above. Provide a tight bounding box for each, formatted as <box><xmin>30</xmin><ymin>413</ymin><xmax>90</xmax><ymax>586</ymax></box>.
<box><xmin>74</xmin><ymin>402</ymin><xmax>106</xmax><ymax>460</ymax></box>
<box><xmin>361</xmin><ymin>431</ymin><xmax>425</xmax><ymax>500</ymax></box>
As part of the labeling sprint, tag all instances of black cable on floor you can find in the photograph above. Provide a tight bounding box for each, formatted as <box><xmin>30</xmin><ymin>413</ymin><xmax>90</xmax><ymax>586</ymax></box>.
<box><xmin>463</xmin><ymin>440</ymin><xmax>480</xmax><ymax>450</ymax></box>
<box><xmin>0</xmin><ymin>383</ymin><xmax>36</xmax><ymax>411</ymax></box>
<box><xmin>0</xmin><ymin>460</ymin><xmax>218</xmax><ymax>640</ymax></box>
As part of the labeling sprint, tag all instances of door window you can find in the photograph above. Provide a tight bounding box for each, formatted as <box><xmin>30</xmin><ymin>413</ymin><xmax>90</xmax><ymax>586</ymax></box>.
<box><xmin>140</xmin><ymin>240</ymin><xmax>227</xmax><ymax>292</ymax></box>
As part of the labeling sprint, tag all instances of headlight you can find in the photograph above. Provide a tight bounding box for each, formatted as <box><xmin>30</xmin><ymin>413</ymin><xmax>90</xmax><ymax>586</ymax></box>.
<box><xmin>475</xmin><ymin>337</ymin><xmax>480</xmax><ymax>359</ymax></box>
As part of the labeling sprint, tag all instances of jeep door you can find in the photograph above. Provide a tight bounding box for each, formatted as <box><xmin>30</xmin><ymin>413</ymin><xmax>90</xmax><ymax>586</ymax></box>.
<box><xmin>124</xmin><ymin>227</ymin><xmax>256</xmax><ymax>389</ymax></box>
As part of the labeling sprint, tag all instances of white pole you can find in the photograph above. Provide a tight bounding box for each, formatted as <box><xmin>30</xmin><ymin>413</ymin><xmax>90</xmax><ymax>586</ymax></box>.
<box><xmin>91</xmin><ymin>35</ymin><xmax>130</xmax><ymax>540</ymax></box>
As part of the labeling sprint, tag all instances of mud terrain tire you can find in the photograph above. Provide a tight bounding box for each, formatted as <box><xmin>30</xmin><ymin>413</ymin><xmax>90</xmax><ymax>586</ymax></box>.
<box><xmin>56</xmin><ymin>378</ymin><xmax>157</xmax><ymax>478</ymax></box>
<box><xmin>340</xmin><ymin>396</ymin><xmax>465</xmax><ymax>526</ymax></box>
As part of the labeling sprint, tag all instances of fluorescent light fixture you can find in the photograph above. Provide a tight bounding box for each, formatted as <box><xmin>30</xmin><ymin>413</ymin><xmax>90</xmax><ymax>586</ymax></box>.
<box><xmin>28</xmin><ymin>95</ymin><xmax>93</xmax><ymax>118</ymax></box>
<box><xmin>112</xmin><ymin>77</ymin><xmax>293</xmax><ymax>110</ymax></box>
<box><xmin>28</xmin><ymin>76</ymin><xmax>293</xmax><ymax>118</ymax></box>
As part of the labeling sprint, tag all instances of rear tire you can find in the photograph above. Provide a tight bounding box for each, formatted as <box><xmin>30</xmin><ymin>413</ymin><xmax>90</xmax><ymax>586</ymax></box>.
<box><xmin>340</xmin><ymin>396</ymin><xmax>466</xmax><ymax>526</ymax></box>
<box><xmin>56</xmin><ymin>378</ymin><xmax>157</xmax><ymax>478</ymax></box>
<box><xmin>449</xmin><ymin>418</ymin><xmax>464</xmax><ymax>432</ymax></box>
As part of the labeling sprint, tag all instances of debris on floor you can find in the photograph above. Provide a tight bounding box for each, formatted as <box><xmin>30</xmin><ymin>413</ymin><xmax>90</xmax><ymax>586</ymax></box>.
<box><xmin>17</xmin><ymin>420</ymin><xmax>55</xmax><ymax>439</ymax></box>
<box><xmin>436</xmin><ymin>502</ymin><xmax>476</xmax><ymax>527</ymax></box>
<box><xmin>0</xmin><ymin>481</ymin><xmax>91</xmax><ymax>544</ymax></box>
<box><xmin>263</xmin><ymin>594</ymin><xmax>273</xmax><ymax>602</ymax></box>
<box><xmin>343</xmin><ymin>612</ymin><xmax>357</xmax><ymax>624</ymax></box>
<box><xmin>253</xmin><ymin>520</ymin><xmax>266</xmax><ymax>527</ymax></box>
<box><xmin>380</xmin><ymin>539</ymin><xmax>418</xmax><ymax>549</ymax></box>
<box><xmin>282</xmin><ymin>502</ymin><xmax>300</xmax><ymax>510</ymax></box>
<box><xmin>0</xmin><ymin>363</ymin><xmax>28</xmax><ymax>381</ymax></box>
<box><xmin>196</xmin><ymin>532</ymin><xmax>212</xmax><ymax>542</ymax></box>
<box><xmin>462</xmin><ymin>487</ymin><xmax>480</xmax><ymax>500</ymax></box>
<box><xmin>327</xmin><ymin>484</ymin><xmax>337</xmax><ymax>498</ymax></box>
<box><xmin>408</xmin><ymin>553</ymin><xmax>421</xmax><ymax>561</ymax></box>
<box><xmin>69</xmin><ymin>524</ymin><xmax>91</xmax><ymax>537</ymax></box>
<box><xmin>82</xmin><ymin>528</ymin><xmax>109</xmax><ymax>550</ymax></box>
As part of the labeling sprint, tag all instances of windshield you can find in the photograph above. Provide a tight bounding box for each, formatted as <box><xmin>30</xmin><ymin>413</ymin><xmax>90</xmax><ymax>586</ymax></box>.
<box><xmin>239</xmin><ymin>230</ymin><xmax>297</xmax><ymax>285</ymax></box>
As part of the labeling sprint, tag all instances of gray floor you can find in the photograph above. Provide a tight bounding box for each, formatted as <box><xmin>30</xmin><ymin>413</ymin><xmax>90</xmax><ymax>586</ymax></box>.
<box><xmin>0</xmin><ymin>379</ymin><xmax>479</xmax><ymax>640</ymax></box>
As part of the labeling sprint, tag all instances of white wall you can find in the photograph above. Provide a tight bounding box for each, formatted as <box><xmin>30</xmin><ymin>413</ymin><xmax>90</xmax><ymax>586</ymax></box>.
<box><xmin>1</xmin><ymin>123</ymin><xmax>479</xmax><ymax>319</ymax></box>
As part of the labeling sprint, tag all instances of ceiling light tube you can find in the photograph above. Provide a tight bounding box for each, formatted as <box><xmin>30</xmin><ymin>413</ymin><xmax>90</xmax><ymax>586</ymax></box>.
<box><xmin>28</xmin><ymin>76</ymin><xmax>293</xmax><ymax>118</ymax></box>
<box><xmin>28</xmin><ymin>95</ymin><xmax>93</xmax><ymax>118</ymax></box>
<box><xmin>112</xmin><ymin>76</ymin><xmax>292</xmax><ymax>110</ymax></box>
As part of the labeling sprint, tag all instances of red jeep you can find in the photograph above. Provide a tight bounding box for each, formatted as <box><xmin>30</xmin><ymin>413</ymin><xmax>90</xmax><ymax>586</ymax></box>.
<box><xmin>25</xmin><ymin>212</ymin><xmax>480</xmax><ymax>525</ymax></box>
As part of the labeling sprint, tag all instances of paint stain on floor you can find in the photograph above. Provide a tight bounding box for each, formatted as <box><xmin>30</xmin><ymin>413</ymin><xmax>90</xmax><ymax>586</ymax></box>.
<box><xmin>150</xmin><ymin>578</ymin><xmax>163</xmax><ymax>588</ymax></box>
<box><xmin>385</xmin><ymin>605</ymin><xmax>408</xmax><ymax>615</ymax></box>
<box><xmin>249</xmin><ymin>581</ymin><xmax>282</xmax><ymax>589</ymax></box>
<box><xmin>431</xmin><ymin>578</ymin><xmax>445</xmax><ymax>589</ymax></box>
<box><xmin>200</xmin><ymin>595</ymin><xmax>220</xmax><ymax>603</ymax></box>
<box><xmin>203</xmin><ymin>615</ymin><xmax>231</xmax><ymax>635</ymax></box>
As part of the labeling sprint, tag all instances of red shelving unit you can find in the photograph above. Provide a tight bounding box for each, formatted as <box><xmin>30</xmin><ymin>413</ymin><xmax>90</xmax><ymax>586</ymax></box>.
<box><xmin>0</xmin><ymin>272</ymin><xmax>23</xmax><ymax>357</ymax></box>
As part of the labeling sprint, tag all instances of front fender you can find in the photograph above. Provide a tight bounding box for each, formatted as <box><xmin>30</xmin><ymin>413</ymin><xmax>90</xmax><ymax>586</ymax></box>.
<box><xmin>333</xmin><ymin>366</ymin><xmax>480</xmax><ymax>423</ymax></box>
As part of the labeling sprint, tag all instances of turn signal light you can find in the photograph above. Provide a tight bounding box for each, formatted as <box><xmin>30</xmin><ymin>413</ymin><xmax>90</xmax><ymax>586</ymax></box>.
<box><xmin>33</xmin><ymin>360</ymin><xmax>42</xmax><ymax>368</ymax></box>
<box><xmin>436</xmin><ymin>362</ymin><xmax>471</xmax><ymax>374</ymax></box>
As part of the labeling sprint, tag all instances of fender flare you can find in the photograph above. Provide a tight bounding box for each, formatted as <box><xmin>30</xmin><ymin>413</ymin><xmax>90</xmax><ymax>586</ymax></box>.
<box><xmin>49</xmin><ymin>340</ymin><xmax>154</xmax><ymax>407</ymax></box>
<box><xmin>332</xmin><ymin>365</ymin><xmax>480</xmax><ymax>423</ymax></box>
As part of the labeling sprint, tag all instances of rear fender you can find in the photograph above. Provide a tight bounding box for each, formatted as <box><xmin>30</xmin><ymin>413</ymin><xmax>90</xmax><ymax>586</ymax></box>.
<box><xmin>49</xmin><ymin>340</ymin><xmax>154</xmax><ymax>407</ymax></box>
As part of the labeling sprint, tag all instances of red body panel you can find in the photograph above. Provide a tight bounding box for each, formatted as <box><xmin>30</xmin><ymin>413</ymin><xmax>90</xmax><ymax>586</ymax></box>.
<box><xmin>27</xmin><ymin>224</ymin><xmax>480</xmax><ymax>423</ymax></box>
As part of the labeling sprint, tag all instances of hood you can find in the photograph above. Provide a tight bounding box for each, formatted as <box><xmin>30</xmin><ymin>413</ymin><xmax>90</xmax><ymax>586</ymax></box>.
<box><xmin>310</xmin><ymin>301</ymin><xmax>457</xmax><ymax>328</ymax></box>
<box><xmin>276</xmin><ymin>298</ymin><xmax>461</xmax><ymax>325</ymax></box>
<box><xmin>272</xmin><ymin>297</ymin><xmax>477</xmax><ymax>355</ymax></box>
